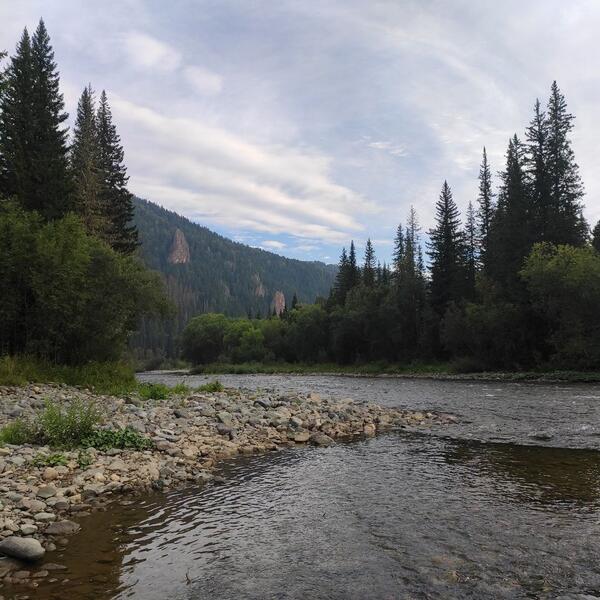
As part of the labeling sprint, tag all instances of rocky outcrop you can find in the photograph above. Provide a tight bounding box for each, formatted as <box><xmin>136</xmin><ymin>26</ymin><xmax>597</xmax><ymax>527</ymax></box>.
<box><xmin>273</xmin><ymin>291</ymin><xmax>286</xmax><ymax>315</ymax></box>
<box><xmin>167</xmin><ymin>228</ymin><xmax>190</xmax><ymax>264</ymax></box>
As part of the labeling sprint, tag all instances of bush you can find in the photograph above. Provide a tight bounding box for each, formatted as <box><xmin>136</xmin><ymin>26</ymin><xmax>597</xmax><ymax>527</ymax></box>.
<box><xmin>0</xmin><ymin>419</ymin><xmax>37</xmax><ymax>445</ymax></box>
<box><xmin>138</xmin><ymin>382</ymin><xmax>171</xmax><ymax>400</ymax></box>
<box><xmin>197</xmin><ymin>380</ymin><xmax>224</xmax><ymax>392</ymax></box>
<box><xmin>82</xmin><ymin>427</ymin><xmax>153</xmax><ymax>451</ymax></box>
<box><xmin>37</xmin><ymin>399</ymin><xmax>101</xmax><ymax>447</ymax></box>
<box><xmin>32</xmin><ymin>452</ymin><xmax>68</xmax><ymax>467</ymax></box>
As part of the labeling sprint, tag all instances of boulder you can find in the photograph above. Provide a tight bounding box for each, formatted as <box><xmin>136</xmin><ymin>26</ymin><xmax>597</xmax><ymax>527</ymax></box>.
<box><xmin>0</xmin><ymin>536</ymin><xmax>45</xmax><ymax>562</ymax></box>
<box><xmin>309</xmin><ymin>432</ymin><xmax>334</xmax><ymax>447</ymax></box>
<box><xmin>45</xmin><ymin>520</ymin><xmax>80</xmax><ymax>536</ymax></box>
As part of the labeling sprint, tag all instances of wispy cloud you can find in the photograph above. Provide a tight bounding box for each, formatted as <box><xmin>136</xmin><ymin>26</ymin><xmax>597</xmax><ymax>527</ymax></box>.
<box><xmin>183</xmin><ymin>65</ymin><xmax>223</xmax><ymax>95</ymax></box>
<box><xmin>123</xmin><ymin>31</ymin><xmax>181</xmax><ymax>71</ymax></box>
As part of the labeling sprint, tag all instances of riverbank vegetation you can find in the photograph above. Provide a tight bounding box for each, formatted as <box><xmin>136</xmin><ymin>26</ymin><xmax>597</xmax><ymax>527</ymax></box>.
<box><xmin>183</xmin><ymin>83</ymin><xmax>600</xmax><ymax>374</ymax></box>
<box><xmin>0</xmin><ymin>22</ymin><xmax>169</xmax><ymax>370</ymax></box>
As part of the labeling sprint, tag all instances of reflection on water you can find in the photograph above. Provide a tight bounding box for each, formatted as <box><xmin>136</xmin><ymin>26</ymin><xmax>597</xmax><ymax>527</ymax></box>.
<box><xmin>27</xmin><ymin>429</ymin><xmax>600</xmax><ymax>600</ymax></box>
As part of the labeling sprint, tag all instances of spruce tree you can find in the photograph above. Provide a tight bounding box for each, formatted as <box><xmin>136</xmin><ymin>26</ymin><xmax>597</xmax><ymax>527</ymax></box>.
<box><xmin>545</xmin><ymin>81</ymin><xmax>587</xmax><ymax>245</ymax></box>
<box><xmin>464</xmin><ymin>200</ymin><xmax>477</xmax><ymax>297</ymax></box>
<box><xmin>97</xmin><ymin>90</ymin><xmax>138</xmax><ymax>253</ymax></box>
<box><xmin>0</xmin><ymin>22</ymin><xmax>71</xmax><ymax>218</ymax></box>
<box><xmin>71</xmin><ymin>85</ymin><xmax>105</xmax><ymax>236</ymax></box>
<box><xmin>476</xmin><ymin>147</ymin><xmax>494</xmax><ymax>264</ymax></box>
<box><xmin>348</xmin><ymin>241</ymin><xmax>359</xmax><ymax>289</ymax></box>
<box><xmin>291</xmin><ymin>293</ymin><xmax>298</xmax><ymax>310</ymax></box>
<box><xmin>330</xmin><ymin>247</ymin><xmax>349</xmax><ymax>306</ymax></box>
<box><xmin>427</xmin><ymin>181</ymin><xmax>466</xmax><ymax>314</ymax></box>
<box><xmin>0</xmin><ymin>51</ymin><xmax>7</xmax><ymax>97</ymax></box>
<box><xmin>593</xmin><ymin>221</ymin><xmax>600</xmax><ymax>253</ymax></box>
<box><xmin>486</xmin><ymin>135</ymin><xmax>531</xmax><ymax>295</ymax></box>
<box><xmin>392</xmin><ymin>224</ymin><xmax>405</xmax><ymax>275</ymax></box>
<box><xmin>362</xmin><ymin>238</ymin><xmax>376</xmax><ymax>286</ymax></box>
<box><xmin>406</xmin><ymin>205</ymin><xmax>420</xmax><ymax>275</ymax></box>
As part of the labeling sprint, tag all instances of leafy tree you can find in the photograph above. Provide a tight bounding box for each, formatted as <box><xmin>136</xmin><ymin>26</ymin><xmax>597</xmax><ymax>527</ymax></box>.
<box><xmin>181</xmin><ymin>313</ymin><xmax>229</xmax><ymax>364</ymax></box>
<box><xmin>71</xmin><ymin>85</ymin><xmax>104</xmax><ymax>236</ymax></box>
<box><xmin>427</xmin><ymin>181</ymin><xmax>466</xmax><ymax>314</ymax></box>
<box><xmin>97</xmin><ymin>90</ymin><xmax>138</xmax><ymax>254</ymax></box>
<box><xmin>362</xmin><ymin>238</ymin><xmax>376</xmax><ymax>286</ymax></box>
<box><xmin>476</xmin><ymin>147</ymin><xmax>494</xmax><ymax>264</ymax></box>
<box><xmin>0</xmin><ymin>22</ymin><xmax>71</xmax><ymax>219</ymax></box>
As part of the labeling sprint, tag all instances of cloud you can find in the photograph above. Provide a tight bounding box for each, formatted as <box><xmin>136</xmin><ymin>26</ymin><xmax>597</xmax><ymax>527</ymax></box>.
<box><xmin>110</xmin><ymin>97</ymin><xmax>375</xmax><ymax>242</ymax></box>
<box><xmin>183</xmin><ymin>65</ymin><xmax>223</xmax><ymax>95</ymax></box>
<box><xmin>260</xmin><ymin>240</ymin><xmax>286</xmax><ymax>249</ymax></box>
<box><xmin>367</xmin><ymin>140</ymin><xmax>407</xmax><ymax>157</ymax></box>
<box><xmin>123</xmin><ymin>31</ymin><xmax>181</xmax><ymax>71</ymax></box>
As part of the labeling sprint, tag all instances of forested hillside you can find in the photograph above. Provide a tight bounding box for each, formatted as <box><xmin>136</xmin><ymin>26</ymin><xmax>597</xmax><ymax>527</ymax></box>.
<box><xmin>131</xmin><ymin>198</ymin><xmax>337</xmax><ymax>360</ymax></box>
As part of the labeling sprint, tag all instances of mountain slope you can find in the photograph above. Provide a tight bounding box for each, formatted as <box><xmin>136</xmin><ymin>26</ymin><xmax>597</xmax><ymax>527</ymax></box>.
<box><xmin>131</xmin><ymin>197</ymin><xmax>337</xmax><ymax>359</ymax></box>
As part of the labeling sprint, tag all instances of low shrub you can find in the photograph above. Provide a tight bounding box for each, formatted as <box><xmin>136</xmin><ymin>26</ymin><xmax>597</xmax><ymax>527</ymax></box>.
<box><xmin>0</xmin><ymin>419</ymin><xmax>37</xmax><ymax>445</ymax></box>
<box><xmin>196</xmin><ymin>380</ymin><xmax>224</xmax><ymax>392</ymax></box>
<box><xmin>137</xmin><ymin>382</ymin><xmax>171</xmax><ymax>400</ymax></box>
<box><xmin>32</xmin><ymin>452</ymin><xmax>68</xmax><ymax>467</ymax></box>
<box><xmin>82</xmin><ymin>427</ymin><xmax>154</xmax><ymax>451</ymax></box>
<box><xmin>37</xmin><ymin>399</ymin><xmax>101</xmax><ymax>447</ymax></box>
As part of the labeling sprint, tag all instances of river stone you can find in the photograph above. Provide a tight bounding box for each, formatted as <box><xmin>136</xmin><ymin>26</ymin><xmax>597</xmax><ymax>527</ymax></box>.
<box><xmin>290</xmin><ymin>430</ymin><xmax>310</xmax><ymax>443</ymax></box>
<box><xmin>34</xmin><ymin>512</ymin><xmax>56</xmax><ymax>523</ymax></box>
<box><xmin>0</xmin><ymin>536</ymin><xmax>45</xmax><ymax>562</ymax></box>
<box><xmin>45</xmin><ymin>520</ymin><xmax>80</xmax><ymax>536</ymax></box>
<box><xmin>43</xmin><ymin>467</ymin><xmax>58</xmax><ymax>481</ymax></box>
<box><xmin>20</xmin><ymin>524</ymin><xmax>38</xmax><ymax>535</ymax></box>
<box><xmin>37</xmin><ymin>485</ymin><xmax>57</xmax><ymax>499</ymax></box>
<box><xmin>216</xmin><ymin>411</ymin><xmax>234</xmax><ymax>427</ymax></box>
<box><xmin>309</xmin><ymin>432</ymin><xmax>334</xmax><ymax>447</ymax></box>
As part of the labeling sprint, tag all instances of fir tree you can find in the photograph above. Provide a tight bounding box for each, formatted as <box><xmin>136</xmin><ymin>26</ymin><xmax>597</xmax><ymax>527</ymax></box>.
<box><xmin>476</xmin><ymin>147</ymin><xmax>494</xmax><ymax>263</ymax></box>
<box><xmin>593</xmin><ymin>221</ymin><xmax>600</xmax><ymax>253</ymax></box>
<box><xmin>362</xmin><ymin>238</ymin><xmax>376</xmax><ymax>286</ymax></box>
<box><xmin>291</xmin><ymin>292</ymin><xmax>299</xmax><ymax>310</ymax></box>
<box><xmin>330</xmin><ymin>247</ymin><xmax>349</xmax><ymax>306</ymax></box>
<box><xmin>545</xmin><ymin>81</ymin><xmax>587</xmax><ymax>245</ymax></box>
<box><xmin>348</xmin><ymin>241</ymin><xmax>359</xmax><ymax>288</ymax></box>
<box><xmin>71</xmin><ymin>85</ymin><xmax>105</xmax><ymax>236</ymax></box>
<box><xmin>427</xmin><ymin>181</ymin><xmax>466</xmax><ymax>314</ymax></box>
<box><xmin>486</xmin><ymin>135</ymin><xmax>531</xmax><ymax>295</ymax></box>
<box><xmin>392</xmin><ymin>224</ymin><xmax>405</xmax><ymax>275</ymax></box>
<box><xmin>0</xmin><ymin>22</ymin><xmax>71</xmax><ymax>218</ymax></box>
<box><xmin>97</xmin><ymin>90</ymin><xmax>138</xmax><ymax>253</ymax></box>
<box><xmin>464</xmin><ymin>200</ymin><xmax>477</xmax><ymax>298</ymax></box>
<box><xmin>406</xmin><ymin>205</ymin><xmax>420</xmax><ymax>275</ymax></box>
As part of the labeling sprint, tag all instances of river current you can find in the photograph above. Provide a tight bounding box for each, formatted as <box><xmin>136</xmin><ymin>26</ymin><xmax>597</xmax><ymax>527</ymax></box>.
<box><xmin>33</xmin><ymin>374</ymin><xmax>600</xmax><ymax>599</ymax></box>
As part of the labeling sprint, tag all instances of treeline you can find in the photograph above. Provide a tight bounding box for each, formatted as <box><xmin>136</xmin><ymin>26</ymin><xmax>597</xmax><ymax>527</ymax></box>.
<box><xmin>0</xmin><ymin>21</ymin><xmax>168</xmax><ymax>363</ymax></box>
<box><xmin>183</xmin><ymin>82</ymin><xmax>600</xmax><ymax>371</ymax></box>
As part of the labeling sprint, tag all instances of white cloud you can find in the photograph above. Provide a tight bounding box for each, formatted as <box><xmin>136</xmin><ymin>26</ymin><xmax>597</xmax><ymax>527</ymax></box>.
<box><xmin>260</xmin><ymin>240</ymin><xmax>286</xmax><ymax>249</ymax></box>
<box><xmin>111</xmin><ymin>97</ymin><xmax>375</xmax><ymax>242</ymax></box>
<box><xmin>123</xmin><ymin>31</ymin><xmax>181</xmax><ymax>71</ymax></box>
<box><xmin>367</xmin><ymin>140</ymin><xmax>407</xmax><ymax>157</ymax></box>
<box><xmin>183</xmin><ymin>65</ymin><xmax>223</xmax><ymax>95</ymax></box>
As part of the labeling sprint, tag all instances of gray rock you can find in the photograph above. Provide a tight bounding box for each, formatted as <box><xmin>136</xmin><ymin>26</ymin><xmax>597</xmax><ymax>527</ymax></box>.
<box><xmin>34</xmin><ymin>512</ymin><xmax>56</xmax><ymax>523</ymax></box>
<box><xmin>309</xmin><ymin>432</ymin><xmax>334</xmax><ymax>447</ymax></box>
<box><xmin>36</xmin><ymin>485</ymin><xmax>57</xmax><ymax>499</ymax></box>
<box><xmin>45</xmin><ymin>520</ymin><xmax>80</xmax><ymax>536</ymax></box>
<box><xmin>0</xmin><ymin>536</ymin><xmax>45</xmax><ymax>562</ymax></box>
<box><xmin>216</xmin><ymin>411</ymin><xmax>234</xmax><ymax>427</ymax></box>
<box><xmin>20</xmin><ymin>524</ymin><xmax>38</xmax><ymax>535</ymax></box>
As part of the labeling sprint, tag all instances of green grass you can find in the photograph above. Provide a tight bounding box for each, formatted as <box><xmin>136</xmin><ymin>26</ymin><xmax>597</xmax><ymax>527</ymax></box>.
<box><xmin>196</xmin><ymin>379</ymin><xmax>224</xmax><ymax>392</ymax></box>
<box><xmin>0</xmin><ymin>355</ymin><xmax>137</xmax><ymax>395</ymax></box>
<box><xmin>0</xmin><ymin>419</ymin><xmax>37</xmax><ymax>445</ymax></box>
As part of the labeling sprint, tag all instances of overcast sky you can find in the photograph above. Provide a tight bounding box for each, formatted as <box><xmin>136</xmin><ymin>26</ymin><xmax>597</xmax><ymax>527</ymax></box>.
<box><xmin>2</xmin><ymin>0</ymin><xmax>599</xmax><ymax>263</ymax></box>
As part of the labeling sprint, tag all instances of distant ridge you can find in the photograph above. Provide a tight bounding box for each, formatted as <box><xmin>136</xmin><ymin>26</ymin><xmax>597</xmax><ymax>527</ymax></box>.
<box><xmin>130</xmin><ymin>197</ymin><xmax>337</xmax><ymax>359</ymax></box>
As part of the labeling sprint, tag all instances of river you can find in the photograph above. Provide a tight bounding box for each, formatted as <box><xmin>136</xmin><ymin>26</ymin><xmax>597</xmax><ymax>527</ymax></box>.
<box><xmin>32</xmin><ymin>374</ymin><xmax>600</xmax><ymax>599</ymax></box>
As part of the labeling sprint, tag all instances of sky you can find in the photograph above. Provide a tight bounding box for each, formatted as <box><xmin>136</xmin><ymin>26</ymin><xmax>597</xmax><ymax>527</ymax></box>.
<box><xmin>1</xmin><ymin>0</ymin><xmax>599</xmax><ymax>264</ymax></box>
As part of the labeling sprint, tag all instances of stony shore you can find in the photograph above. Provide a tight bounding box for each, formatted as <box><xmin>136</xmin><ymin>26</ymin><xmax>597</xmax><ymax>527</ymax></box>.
<box><xmin>0</xmin><ymin>382</ymin><xmax>455</xmax><ymax>592</ymax></box>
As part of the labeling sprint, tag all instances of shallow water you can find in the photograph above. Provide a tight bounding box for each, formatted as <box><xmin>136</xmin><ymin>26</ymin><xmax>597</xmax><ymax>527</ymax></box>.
<box><xmin>26</xmin><ymin>375</ymin><xmax>600</xmax><ymax>599</ymax></box>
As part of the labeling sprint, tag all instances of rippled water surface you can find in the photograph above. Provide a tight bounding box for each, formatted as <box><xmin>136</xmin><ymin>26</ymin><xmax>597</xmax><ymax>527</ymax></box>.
<box><xmin>32</xmin><ymin>375</ymin><xmax>600</xmax><ymax>599</ymax></box>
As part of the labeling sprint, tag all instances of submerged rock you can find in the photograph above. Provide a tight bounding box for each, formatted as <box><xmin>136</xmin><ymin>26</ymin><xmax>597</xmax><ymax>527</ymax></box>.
<box><xmin>0</xmin><ymin>536</ymin><xmax>45</xmax><ymax>562</ymax></box>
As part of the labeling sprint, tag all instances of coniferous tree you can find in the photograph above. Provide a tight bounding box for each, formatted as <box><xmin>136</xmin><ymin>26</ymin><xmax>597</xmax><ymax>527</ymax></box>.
<box><xmin>0</xmin><ymin>51</ymin><xmax>7</xmax><ymax>97</ymax></box>
<box><xmin>406</xmin><ymin>206</ymin><xmax>420</xmax><ymax>275</ymax></box>
<box><xmin>0</xmin><ymin>22</ymin><xmax>71</xmax><ymax>218</ymax></box>
<box><xmin>427</xmin><ymin>181</ymin><xmax>466</xmax><ymax>314</ymax></box>
<box><xmin>97</xmin><ymin>90</ymin><xmax>138</xmax><ymax>253</ymax></box>
<box><xmin>476</xmin><ymin>147</ymin><xmax>494</xmax><ymax>264</ymax></box>
<box><xmin>330</xmin><ymin>247</ymin><xmax>349</xmax><ymax>306</ymax></box>
<box><xmin>487</xmin><ymin>135</ymin><xmax>531</xmax><ymax>295</ymax></box>
<box><xmin>392</xmin><ymin>224</ymin><xmax>405</xmax><ymax>275</ymax></box>
<box><xmin>291</xmin><ymin>292</ymin><xmax>299</xmax><ymax>310</ymax></box>
<box><xmin>362</xmin><ymin>238</ymin><xmax>376</xmax><ymax>286</ymax></box>
<box><xmin>464</xmin><ymin>200</ymin><xmax>477</xmax><ymax>297</ymax></box>
<box><xmin>71</xmin><ymin>85</ymin><xmax>105</xmax><ymax>236</ymax></box>
<box><xmin>348</xmin><ymin>241</ymin><xmax>359</xmax><ymax>289</ymax></box>
<box><xmin>592</xmin><ymin>221</ymin><xmax>600</xmax><ymax>253</ymax></box>
<box><xmin>545</xmin><ymin>81</ymin><xmax>587</xmax><ymax>245</ymax></box>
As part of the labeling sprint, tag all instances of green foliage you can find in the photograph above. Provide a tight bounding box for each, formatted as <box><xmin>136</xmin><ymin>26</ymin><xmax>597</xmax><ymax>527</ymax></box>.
<box><xmin>76</xmin><ymin>449</ymin><xmax>93</xmax><ymax>469</ymax></box>
<box><xmin>0</xmin><ymin>355</ymin><xmax>137</xmax><ymax>394</ymax></box>
<box><xmin>137</xmin><ymin>382</ymin><xmax>171</xmax><ymax>400</ymax></box>
<box><xmin>196</xmin><ymin>380</ymin><xmax>224</xmax><ymax>392</ymax></box>
<box><xmin>32</xmin><ymin>452</ymin><xmax>68</xmax><ymax>467</ymax></box>
<box><xmin>0</xmin><ymin>205</ymin><xmax>170</xmax><ymax>363</ymax></box>
<box><xmin>82</xmin><ymin>427</ymin><xmax>153</xmax><ymax>451</ymax></box>
<box><xmin>0</xmin><ymin>419</ymin><xmax>36</xmax><ymax>445</ymax></box>
<box><xmin>37</xmin><ymin>399</ymin><xmax>101</xmax><ymax>447</ymax></box>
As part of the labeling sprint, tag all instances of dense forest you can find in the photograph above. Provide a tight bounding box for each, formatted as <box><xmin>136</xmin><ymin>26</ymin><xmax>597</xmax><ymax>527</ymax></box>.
<box><xmin>0</xmin><ymin>21</ymin><xmax>168</xmax><ymax>363</ymax></box>
<box><xmin>183</xmin><ymin>83</ymin><xmax>600</xmax><ymax>372</ymax></box>
<box><xmin>131</xmin><ymin>198</ymin><xmax>337</xmax><ymax>361</ymax></box>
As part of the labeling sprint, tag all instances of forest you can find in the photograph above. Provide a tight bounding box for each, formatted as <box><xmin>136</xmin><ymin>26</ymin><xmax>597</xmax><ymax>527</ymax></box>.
<box><xmin>183</xmin><ymin>83</ymin><xmax>600</xmax><ymax>372</ymax></box>
<box><xmin>0</xmin><ymin>21</ymin><xmax>169</xmax><ymax>364</ymax></box>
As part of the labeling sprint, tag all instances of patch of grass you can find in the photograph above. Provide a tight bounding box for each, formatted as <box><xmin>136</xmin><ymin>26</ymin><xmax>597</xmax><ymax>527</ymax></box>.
<box><xmin>196</xmin><ymin>380</ymin><xmax>224</xmax><ymax>392</ymax></box>
<box><xmin>82</xmin><ymin>427</ymin><xmax>154</xmax><ymax>451</ymax></box>
<box><xmin>37</xmin><ymin>399</ymin><xmax>102</xmax><ymax>447</ymax></box>
<box><xmin>137</xmin><ymin>382</ymin><xmax>171</xmax><ymax>400</ymax></box>
<box><xmin>171</xmin><ymin>382</ymin><xmax>191</xmax><ymax>395</ymax></box>
<box><xmin>0</xmin><ymin>419</ymin><xmax>37</xmax><ymax>445</ymax></box>
<box><xmin>0</xmin><ymin>355</ymin><xmax>137</xmax><ymax>395</ymax></box>
<box><xmin>32</xmin><ymin>452</ymin><xmax>68</xmax><ymax>467</ymax></box>
<box><xmin>76</xmin><ymin>449</ymin><xmax>94</xmax><ymax>469</ymax></box>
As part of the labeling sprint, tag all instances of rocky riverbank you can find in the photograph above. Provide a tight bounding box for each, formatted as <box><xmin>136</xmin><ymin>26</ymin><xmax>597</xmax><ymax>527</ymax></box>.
<box><xmin>0</xmin><ymin>382</ymin><xmax>455</xmax><ymax>592</ymax></box>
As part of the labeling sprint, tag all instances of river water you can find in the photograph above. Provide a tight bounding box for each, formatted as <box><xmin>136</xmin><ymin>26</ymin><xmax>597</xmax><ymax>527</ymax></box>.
<box><xmin>32</xmin><ymin>374</ymin><xmax>600</xmax><ymax>599</ymax></box>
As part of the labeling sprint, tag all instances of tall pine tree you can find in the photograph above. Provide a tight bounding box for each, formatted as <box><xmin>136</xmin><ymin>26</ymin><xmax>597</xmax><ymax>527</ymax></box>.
<box><xmin>0</xmin><ymin>22</ymin><xmax>71</xmax><ymax>218</ymax></box>
<box><xmin>476</xmin><ymin>147</ymin><xmax>494</xmax><ymax>265</ymax></box>
<box><xmin>592</xmin><ymin>221</ymin><xmax>600</xmax><ymax>253</ymax></box>
<box><xmin>464</xmin><ymin>200</ymin><xmax>477</xmax><ymax>298</ymax></box>
<box><xmin>427</xmin><ymin>181</ymin><xmax>466</xmax><ymax>314</ymax></box>
<box><xmin>97</xmin><ymin>90</ymin><xmax>138</xmax><ymax>253</ymax></box>
<box><xmin>362</xmin><ymin>238</ymin><xmax>376</xmax><ymax>286</ymax></box>
<box><xmin>71</xmin><ymin>85</ymin><xmax>105</xmax><ymax>236</ymax></box>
